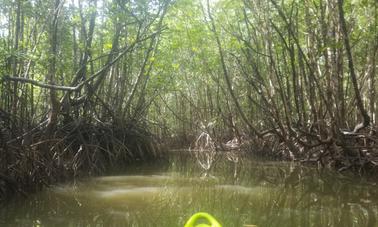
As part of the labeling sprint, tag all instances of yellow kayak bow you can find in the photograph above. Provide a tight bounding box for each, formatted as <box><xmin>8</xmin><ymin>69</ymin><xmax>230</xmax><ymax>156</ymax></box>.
<box><xmin>184</xmin><ymin>212</ymin><xmax>222</xmax><ymax>227</ymax></box>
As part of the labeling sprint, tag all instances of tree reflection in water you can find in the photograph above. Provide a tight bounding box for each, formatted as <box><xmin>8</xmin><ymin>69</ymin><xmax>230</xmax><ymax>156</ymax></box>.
<box><xmin>0</xmin><ymin>153</ymin><xmax>377</xmax><ymax>227</ymax></box>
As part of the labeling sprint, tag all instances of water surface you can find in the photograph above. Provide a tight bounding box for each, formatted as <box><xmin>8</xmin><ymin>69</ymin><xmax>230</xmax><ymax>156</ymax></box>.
<box><xmin>0</xmin><ymin>152</ymin><xmax>377</xmax><ymax>227</ymax></box>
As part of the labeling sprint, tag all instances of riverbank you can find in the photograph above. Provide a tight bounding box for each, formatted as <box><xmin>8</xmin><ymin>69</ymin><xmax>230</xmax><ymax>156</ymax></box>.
<box><xmin>2</xmin><ymin>117</ymin><xmax>378</xmax><ymax>204</ymax></box>
<box><xmin>0</xmin><ymin>114</ymin><xmax>161</xmax><ymax>203</ymax></box>
<box><xmin>168</xmin><ymin>126</ymin><xmax>378</xmax><ymax>177</ymax></box>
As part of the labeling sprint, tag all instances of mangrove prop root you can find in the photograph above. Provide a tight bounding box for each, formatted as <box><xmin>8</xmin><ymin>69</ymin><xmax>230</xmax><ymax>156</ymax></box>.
<box><xmin>0</xmin><ymin>112</ymin><xmax>160</xmax><ymax>202</ymax></box>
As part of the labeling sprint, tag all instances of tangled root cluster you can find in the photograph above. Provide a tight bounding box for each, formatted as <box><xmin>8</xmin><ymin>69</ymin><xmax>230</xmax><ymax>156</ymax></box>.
<box><xmin>0</xmin><ymin>113</ymin><xmax>160</xmax><ymax>202</ymax></box>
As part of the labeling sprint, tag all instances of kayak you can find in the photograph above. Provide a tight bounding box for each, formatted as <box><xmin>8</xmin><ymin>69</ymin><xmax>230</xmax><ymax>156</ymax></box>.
<box><xmin>184</xmin><ymin>212</ymin><xmax>222</xmax><ymax>227</ymax></box>
<box><xmin>184</xmin><ymin>212</ymin><xmax>257</xmax><ymax>227</ymax></box>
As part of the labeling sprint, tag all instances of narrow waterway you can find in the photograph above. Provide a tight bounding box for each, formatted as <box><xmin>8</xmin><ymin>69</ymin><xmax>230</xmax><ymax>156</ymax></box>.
<box><xmin>1</xmin><ymin>152</ymin><xmax>377</xmax><ymax>227</ymax></box>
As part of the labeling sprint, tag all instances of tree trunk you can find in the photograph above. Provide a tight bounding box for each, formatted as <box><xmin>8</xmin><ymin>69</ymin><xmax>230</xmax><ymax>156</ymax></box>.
<box><xmin>45</xmin><ymin>0</ymin><xmax>62</xmax><ymax>137</ymax></box>
<box><xmin>206</xmin><ymin>0</ymin><xmax>260</xmax><ymax>137</ymax></box>
<box><xmin>337</xmin><ymin>0</ymin><xmax>370</xmax><ymax>132</ymax></box>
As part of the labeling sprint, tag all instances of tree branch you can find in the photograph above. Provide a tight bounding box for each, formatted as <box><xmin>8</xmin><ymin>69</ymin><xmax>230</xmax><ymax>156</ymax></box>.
<box><xmin>2</xmin><ymin>30</ymin><xmax>163</xmax><ymax>92</ymax></box>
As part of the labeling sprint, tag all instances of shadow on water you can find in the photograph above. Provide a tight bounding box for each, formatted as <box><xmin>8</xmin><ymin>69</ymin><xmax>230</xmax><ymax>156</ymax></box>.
<box><xmin>0</xmin><ymin>152</ymin><xmax>377</xmax><ymax>227</ymax></box>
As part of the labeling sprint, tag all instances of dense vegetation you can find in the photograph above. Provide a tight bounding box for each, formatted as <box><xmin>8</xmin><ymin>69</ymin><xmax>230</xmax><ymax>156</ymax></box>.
<box><xmin>0</xmin><ymin>0</ymin><xmax>377</xmax><ymax>200</ymax></box>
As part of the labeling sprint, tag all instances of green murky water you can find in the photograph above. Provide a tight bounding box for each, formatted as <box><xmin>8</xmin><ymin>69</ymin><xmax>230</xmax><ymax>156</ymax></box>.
<box><xmin>1</xmin><ymin>152</ymin><xmax>377</xmax><ymax>227</ymax></box>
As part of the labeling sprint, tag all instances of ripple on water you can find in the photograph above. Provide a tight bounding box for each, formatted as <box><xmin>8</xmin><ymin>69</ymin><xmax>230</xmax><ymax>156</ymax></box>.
<box><xmin>95</xmin><ymin>186</ymin><xmax>163</xmax><ymax>199</ymax></box>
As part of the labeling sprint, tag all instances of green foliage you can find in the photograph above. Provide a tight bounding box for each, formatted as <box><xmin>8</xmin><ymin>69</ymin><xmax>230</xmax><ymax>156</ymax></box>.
<box><xmin>0</xmin><ymin>0</ymin><xmax>376</xmax><ymax>141</ymax></box>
